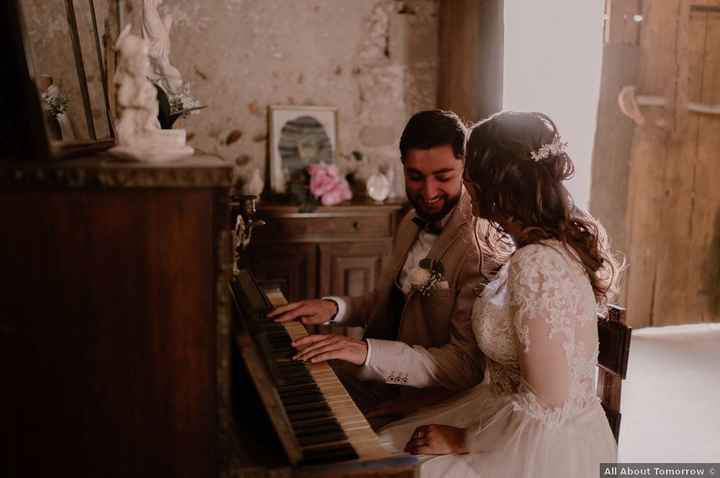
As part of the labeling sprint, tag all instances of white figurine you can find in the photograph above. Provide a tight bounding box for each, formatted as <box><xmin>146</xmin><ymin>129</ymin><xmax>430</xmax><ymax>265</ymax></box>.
<box><xmin>109</xmin><ymin>25</ymin><xmax>193</xmax><ymax>162</ymax></box>
<box><xmin>142</xmin><ymin>0</ymin><xmax>184</xmax><ymax>95</ymax></box>
<box><xmin>242</xmin><ymin>168</ymin><xmax>265</xmax><ymax>197</ymax></box>
<box><xmin>366</xmin><ymin>170</ymin><xmax>390</xmax><ymax>202</ymax></box>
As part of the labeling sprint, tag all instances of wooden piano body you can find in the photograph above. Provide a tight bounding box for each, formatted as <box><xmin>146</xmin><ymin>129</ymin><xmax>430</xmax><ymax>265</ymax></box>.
<box><xmin>226</xmin><ymin>269</ymin><xmax>416</xmax><ymax>477</ymax></box>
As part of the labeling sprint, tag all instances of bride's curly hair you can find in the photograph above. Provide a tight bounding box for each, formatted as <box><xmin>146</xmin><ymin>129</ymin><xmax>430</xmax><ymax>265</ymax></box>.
<box><xmin>464</xmin><ymin>111</ymin><xmax>622</xmax><ymax>304</ymax></box>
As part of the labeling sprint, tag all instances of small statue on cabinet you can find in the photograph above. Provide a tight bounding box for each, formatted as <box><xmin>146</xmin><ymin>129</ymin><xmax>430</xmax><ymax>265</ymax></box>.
<box><xmin>109</xmin><ymin>25</ymin><xmax>193</xmax><ymax>162</ymax></box>
<box><xmin>142</xmin><ymin>0</ymin><xmax>183</xmax><ymax>96</ymax></box>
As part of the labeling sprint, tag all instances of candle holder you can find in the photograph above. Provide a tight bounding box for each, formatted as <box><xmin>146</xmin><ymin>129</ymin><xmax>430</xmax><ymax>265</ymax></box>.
<box><xmin>230</xmin><ymin>194</ymin><xmax>265</xmax><ymax>274</ymax></box>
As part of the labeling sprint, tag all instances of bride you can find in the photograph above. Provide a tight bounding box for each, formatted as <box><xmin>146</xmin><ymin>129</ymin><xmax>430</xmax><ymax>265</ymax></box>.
<box><xmin>378</xmin><ymin>111</ymin><xmax>622</xmax><ymax>477</ymax></box>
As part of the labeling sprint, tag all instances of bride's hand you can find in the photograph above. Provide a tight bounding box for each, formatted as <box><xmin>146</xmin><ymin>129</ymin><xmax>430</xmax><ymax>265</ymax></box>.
<box><xmin>404</xmin><ymin>424</ymin><xmax>468</xmax><ymax>455</ymax></box>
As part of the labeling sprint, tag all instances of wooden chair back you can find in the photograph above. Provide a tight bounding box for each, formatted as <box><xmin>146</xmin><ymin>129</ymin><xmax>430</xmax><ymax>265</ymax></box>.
<box><xmin>597</xmin><ymin>305</ymin><xmax>632</xmax><ymax>442</ymax></box>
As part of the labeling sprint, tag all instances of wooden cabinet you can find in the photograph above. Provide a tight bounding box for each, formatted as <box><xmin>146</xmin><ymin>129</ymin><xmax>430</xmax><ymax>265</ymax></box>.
<box><xmin>318</xmin><ymin>242</ymin><xmax>388</xmax><ymax>297</ymax></box>
<box><xmin>244</xmin><ymin>202</ymin><xmax>404</xmax><ymax>303</ymax></box>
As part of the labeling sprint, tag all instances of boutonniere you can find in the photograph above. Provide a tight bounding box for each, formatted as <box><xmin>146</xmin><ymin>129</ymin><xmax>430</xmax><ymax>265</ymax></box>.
<box><xmin>408</xmin><ymin>258</ymin><xmax>445</xmax><ymax>296</ymax></box>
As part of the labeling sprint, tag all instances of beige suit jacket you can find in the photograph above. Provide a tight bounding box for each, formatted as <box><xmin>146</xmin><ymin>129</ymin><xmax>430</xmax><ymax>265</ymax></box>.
<box><xmin>341</xmin><ymin>191</ymin><xmax>495</xmax><ymax>391</ymax></box>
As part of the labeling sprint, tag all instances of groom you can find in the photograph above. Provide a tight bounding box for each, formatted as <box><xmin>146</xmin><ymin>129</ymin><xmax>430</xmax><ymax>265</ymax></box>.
<box><xmin>269</xmin><ymin>110</ymin><xmax>499</xmax><ymax>422</ymax></box>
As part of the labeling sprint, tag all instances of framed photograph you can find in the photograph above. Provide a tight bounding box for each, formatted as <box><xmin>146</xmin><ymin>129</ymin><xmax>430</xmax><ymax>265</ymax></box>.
<box><xmin>269</xmin><ymin>105</ymin><xmax>338</xmax><ymax>193</ymax></box>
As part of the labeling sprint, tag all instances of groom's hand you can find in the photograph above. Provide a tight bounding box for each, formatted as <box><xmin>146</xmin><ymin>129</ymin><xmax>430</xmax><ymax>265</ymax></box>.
<box><xmin>292</xmin><ymin>334</ymin><xmax>368</xmax><ymax>366</ymax></box>
<box><xmin>267</xmin><ymin>299</ymin><xmax>337</xmax><ymax>325</ymax></box>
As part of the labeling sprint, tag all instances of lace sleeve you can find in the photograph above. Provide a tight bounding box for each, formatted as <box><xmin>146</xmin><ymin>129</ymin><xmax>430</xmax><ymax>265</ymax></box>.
<box><xmin>508</xmin><ymin>244</ymin><xmax>595</xmax><ymax>410</ymax></box>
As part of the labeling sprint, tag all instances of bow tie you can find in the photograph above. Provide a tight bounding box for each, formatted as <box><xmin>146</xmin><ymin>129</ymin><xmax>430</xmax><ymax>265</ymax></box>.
<box><xmin>412</xmin><ymin>216</ymin><xmax>443</xmax><ymax>235</ymax></box>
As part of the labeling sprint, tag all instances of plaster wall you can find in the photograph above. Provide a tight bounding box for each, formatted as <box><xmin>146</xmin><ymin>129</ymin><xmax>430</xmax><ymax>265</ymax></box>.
<box><xmin>125</xmin><ymin>0</ymin><xmax>439</xmax><ymax>196</ymax></box>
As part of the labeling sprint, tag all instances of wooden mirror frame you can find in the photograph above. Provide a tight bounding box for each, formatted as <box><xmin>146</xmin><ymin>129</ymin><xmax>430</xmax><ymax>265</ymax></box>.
<box><xmin>15</xmin><ymin>0</ymin><xmax>118</xmax><ymax>159</ymax></box>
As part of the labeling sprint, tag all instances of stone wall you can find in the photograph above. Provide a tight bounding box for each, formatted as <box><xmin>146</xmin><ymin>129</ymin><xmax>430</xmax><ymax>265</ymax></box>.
<box><xmin>125</xmin><ymin>0</ymin><xmax>439</xmax><ymax>196</ymax></box>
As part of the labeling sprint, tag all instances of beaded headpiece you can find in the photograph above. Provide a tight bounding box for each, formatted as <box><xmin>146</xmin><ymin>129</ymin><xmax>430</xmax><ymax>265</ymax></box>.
<box><xmin>530</xmin><ymin>136</ymin><xmax>568</xmax><ymax>162</ymax></box>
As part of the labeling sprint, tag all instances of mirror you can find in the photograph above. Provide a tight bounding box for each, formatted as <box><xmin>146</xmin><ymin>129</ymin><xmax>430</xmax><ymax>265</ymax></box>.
<box><xmin>19</xmin><ymin>0</ymin><xmax>116</xmax><ymax>156</ymax></box>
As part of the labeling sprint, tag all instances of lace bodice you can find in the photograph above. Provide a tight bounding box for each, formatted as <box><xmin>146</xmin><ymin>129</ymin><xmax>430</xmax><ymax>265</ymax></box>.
<box><xmin>472</xmin><ymin>240</ymin><xmax>600</xmax><ymax>425</ymax></box>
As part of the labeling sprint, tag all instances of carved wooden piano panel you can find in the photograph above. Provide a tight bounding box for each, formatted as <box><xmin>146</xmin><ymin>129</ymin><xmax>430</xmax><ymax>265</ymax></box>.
<box><xmin>2</xmin><ymin>158</ymin><xmax>233</xmax><ymax>478</ymax></box>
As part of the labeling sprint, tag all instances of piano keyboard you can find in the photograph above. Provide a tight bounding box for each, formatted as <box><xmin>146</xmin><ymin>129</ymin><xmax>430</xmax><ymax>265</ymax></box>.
<box><xmin>263</xmin><ymin>289</ymin><xmax>391</xmax><ymax>465</ymax></box>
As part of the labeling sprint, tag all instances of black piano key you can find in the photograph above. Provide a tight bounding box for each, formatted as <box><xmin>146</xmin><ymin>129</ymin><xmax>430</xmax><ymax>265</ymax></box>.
<box><xmin>279</xmin><ymin>392</ymin><xmax>325</xmax><ymax>406</ymax></box>
<box><xmin>277</xmin><ymin>382</ymin><xmax>320</xmax><ymax>394</ymax></box>
<box><xmin>279</xmin><ymin>388</ymin><xmax>321</xmax><ymax>398</ymax></box>
<box><xmin>288</xmin><ymin>408</ymin><xmax>334</xmax><ymax>422</ymax></box>
<box><xmin>288</xmin><ymin>416</ymin><xmax>339</xmax><ymax>428</ymax></box>
<box><xmin>297</xmin><ymin>431</ymin><xmax>348</xmax><ymax>447</ymax></box>
<box><xmin>268</xmin><ymin>339</ymin><xmax>293</xmax><ymax>348</ymax></box>
<box><xmin>276</xmin><ymin>370</ymin><xmax>313</xmax><ymax>381</ymax></box>
<box><xmin>268</xmin><ymin>338</ymin><xmax>292</xmax><ymax>346</ymax></box>
<box><xmin>292</xmin><ymin>416</ymin><xmax>341</xmax><ymax>430</ymax></box>
<box><xmin>277</xmin><ymin>372</ymin><xmax>313</xmax><ymax>382</ymax></box>
<box><xmin>276</xmin><ymin>361</ymin><xmax>307</xmax><ymax>369</ymax></box>
<box><xmin>285</xmin><ymin>400</ymin><xmax>331</xmax><ymax>414</ymax></box>
<box><xmin>277</xmin><ymin>367</ymin><xmax>310</xmax><ymax>374</ymax></box>
<box><xmin>294</xmin><ymin>422</ymin><xmax>344</xmax><ymax>438</ymax></box>
<box><xmin>277</xmin><ymin>374</ymin><xmax>313</xmax><ymax>386</ymax></box>
<box><xmin>299</xmin><ymin>443</ymin><xmax>359</xmax><ymax>465</ymax></box>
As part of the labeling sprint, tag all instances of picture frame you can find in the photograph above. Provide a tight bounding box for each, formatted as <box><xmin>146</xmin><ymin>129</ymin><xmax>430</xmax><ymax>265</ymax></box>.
<box><xmin>268</xmin><ymin>105</ymin><xmax>338</xmax><ymax>193</ymax></box>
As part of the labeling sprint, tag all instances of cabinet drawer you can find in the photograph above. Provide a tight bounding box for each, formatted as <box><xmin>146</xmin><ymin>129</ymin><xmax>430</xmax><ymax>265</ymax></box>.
<box><xmin>254</xmin><ymin>213</ymin><xmax>394</xmax><ymax>241</ymax></box>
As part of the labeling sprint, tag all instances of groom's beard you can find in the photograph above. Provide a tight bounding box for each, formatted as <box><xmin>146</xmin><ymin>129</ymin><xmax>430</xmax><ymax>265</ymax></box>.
<box><xmin>407</xmin><ymin>189</ymin><xmax>461</xmax><ymax>224</ymax></box>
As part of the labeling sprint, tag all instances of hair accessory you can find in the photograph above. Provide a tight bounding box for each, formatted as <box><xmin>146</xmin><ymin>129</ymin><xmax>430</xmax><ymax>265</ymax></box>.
<box><xmin>530</xmin><ymin>136</ymin><xmax>568</xmax><ymax>162</ymax></box>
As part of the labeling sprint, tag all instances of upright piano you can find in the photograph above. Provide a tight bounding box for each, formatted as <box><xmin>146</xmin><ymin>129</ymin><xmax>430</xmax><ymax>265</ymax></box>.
<box><xmin>226</xmin><ymin>269</ymin><xmax>416</xmax><ymax>477</ymax></box>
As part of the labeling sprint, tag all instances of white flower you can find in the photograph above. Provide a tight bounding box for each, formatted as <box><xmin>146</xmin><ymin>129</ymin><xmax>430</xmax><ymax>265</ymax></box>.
<box><xmin>41</xmin><ymin>85</ymin><xmax>68</xmax><ymax>117</ymax></box>
<box><xmin>530</xmin><ymin>136</ymin><xmax>568</xmax><ymax>161</ymax></box>
<box><xmin>408</xmin><ymin>266</ymin><xmax>432</xmax><ymax>288</ymax></box>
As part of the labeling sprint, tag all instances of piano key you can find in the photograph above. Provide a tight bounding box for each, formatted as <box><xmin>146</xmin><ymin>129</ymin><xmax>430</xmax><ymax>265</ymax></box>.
<box><xmin>277</xmin><ymin>382</ymin><xmax>321</xmax><ymax>394</ymax></box>
<box><xmin>284</xmin><ymin>400</ymin><xmax>331</xmax><ymax>414</ymax></box>
<box><xmin>279</xmin><ymin>392</ymin><xmax>326</xmax><ymax>406</ymax></box>
<box><xmin>297</xmin><ymin>431</ymin><xmax>348</xmax><ymax>447</ymax></box>
<box><xmin>287</xmin><ymin>408</ymin><xmax>334</xmax><ymax>423</ymax></box>
<box><xmin>294</xmin><ymin>423</ymin><xmax>344</xmax><ymax>438</ymax></box>
<box><xmin>299</xmin><ymin>443</ymin><xmax>359</xmax><ymax>465</ymax></box>
<box><xmin>259</xmin><ymin>289</ymin><xmax>394</xmax><ymax>463</ymax></box>
<box><xmin>287</xmin><ymin>415</ymin><xmax>340</xmax><ymax>429</ymax></box>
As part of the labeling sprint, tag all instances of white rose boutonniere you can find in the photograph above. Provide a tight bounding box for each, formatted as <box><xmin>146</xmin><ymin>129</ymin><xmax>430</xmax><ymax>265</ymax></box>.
<box><xmin>408</xmin><ymin>258</ymin><xmax>445</xmax><ymax>296</ymax></box>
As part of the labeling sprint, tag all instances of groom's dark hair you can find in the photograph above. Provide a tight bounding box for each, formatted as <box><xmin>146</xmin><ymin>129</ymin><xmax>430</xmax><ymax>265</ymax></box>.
<box><xmin>399</xmin><ymin>110</ymin><xmax>467</xmax><ymax>162</ymax></box>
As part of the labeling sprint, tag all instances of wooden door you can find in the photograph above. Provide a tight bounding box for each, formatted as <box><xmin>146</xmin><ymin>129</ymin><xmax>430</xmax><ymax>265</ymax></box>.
<box><xmin>622</xmin><ymin>0</ymin><xmax>720</xmax><ymax>327</ymax></box>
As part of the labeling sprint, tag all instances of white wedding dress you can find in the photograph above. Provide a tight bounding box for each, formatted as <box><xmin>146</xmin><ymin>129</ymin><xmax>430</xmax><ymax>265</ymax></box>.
<box><xmin>379</xmin><ymin>240</ymin><xmax>617</xmax><ymax>477</ymax></box>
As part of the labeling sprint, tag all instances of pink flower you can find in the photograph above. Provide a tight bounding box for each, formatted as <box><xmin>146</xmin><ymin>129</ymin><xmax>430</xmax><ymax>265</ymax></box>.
<box><xmin>320</xmin><ymin>177</ymin><xmax>352</xmax><ymax>206</ymax></box>
<box><xmin>307</xmin><ymin>163</ymin><xmax>352</xmax><ymax>205</ymax></box>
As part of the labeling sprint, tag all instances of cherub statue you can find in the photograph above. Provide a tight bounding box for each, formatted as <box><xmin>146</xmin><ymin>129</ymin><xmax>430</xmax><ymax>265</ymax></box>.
<box><xmin>113</xmin><ymin>25</ymin><xmax>159</xmax><ymax>138</ymax></box>
<box><xmin>109</xmin><ymin>24</ymin><xmax>193</xmax><ymax>162</ymax></box>
<box><xmin>142</xmin><ymin>0</ymin><xmax>184</xmax><ymax>95</ymax></box>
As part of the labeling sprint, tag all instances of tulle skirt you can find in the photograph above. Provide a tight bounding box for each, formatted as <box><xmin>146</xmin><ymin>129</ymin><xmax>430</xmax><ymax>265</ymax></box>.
<box><xmin>378</xmin><ymin>384</ymin><xmax>617</xmax><ymax>478</ymax></box>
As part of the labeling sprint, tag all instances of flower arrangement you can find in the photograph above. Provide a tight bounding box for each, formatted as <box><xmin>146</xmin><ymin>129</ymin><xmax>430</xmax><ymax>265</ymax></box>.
<box><xmin>408</xmin><ymin>258</ymin><xmax>445</xmax><ymax>296</ymax></box>
<box><xmin>275</xmin><ymin>162</ymin><xmax>353</xmax><ymax>212</ymax></box>
<box><xmin>154</xmin><ymin>81</ymin><xmax>204</xmax><ymax>129</ymax></box>
<box><xmin>41</xmin><ymin>85</ymin><xmax>69</xmax><ymax>118</ymax></box>
<box><xmin>308</xmin><ymin>163</ymin><xmax>353</xmax><ymax>206</ymax></box>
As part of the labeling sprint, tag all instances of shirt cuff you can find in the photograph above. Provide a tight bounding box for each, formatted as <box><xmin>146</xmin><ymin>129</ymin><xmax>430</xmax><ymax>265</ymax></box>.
<box><xmin>321</xmin><ymin>296</ymin><xmax>348</xmax><ymax>324</ymax></box>
<box><xmin>363</xmin><ymin>338</ymin><xmax>373</xmax><ymax>366</ymax></box>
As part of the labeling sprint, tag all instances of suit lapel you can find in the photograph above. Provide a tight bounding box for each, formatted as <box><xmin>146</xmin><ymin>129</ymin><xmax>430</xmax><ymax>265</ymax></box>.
<box><xmin>426</xmin><ymin>189</ymin><xmax>472</xmax><ymax>263</ymax></box>
<box><xmin>402</xmin><ymin>190</ymin><xmax>473</xmax><ymax>306</ymax></box>
<box><xmin>391</xmin><ymin>211</ymin><xmax>420</xmax><ymax>279</ymax></box>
